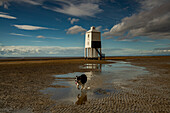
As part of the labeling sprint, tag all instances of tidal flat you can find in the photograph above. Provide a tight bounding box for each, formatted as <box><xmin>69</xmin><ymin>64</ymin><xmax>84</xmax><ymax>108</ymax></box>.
<box><xmin>0</xmin><ymin>56</ymin><xmax>169</xmax><ymax>113</ymax></box>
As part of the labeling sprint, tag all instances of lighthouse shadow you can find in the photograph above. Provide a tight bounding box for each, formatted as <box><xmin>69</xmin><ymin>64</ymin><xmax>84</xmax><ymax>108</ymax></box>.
<box><xmin>75</xmin><ymin>90</ymin><xmax>87</xmax><ymax>105</ymax></box>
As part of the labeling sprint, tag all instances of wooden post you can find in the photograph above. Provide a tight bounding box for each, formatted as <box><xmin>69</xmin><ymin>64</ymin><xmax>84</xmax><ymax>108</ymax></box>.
<box><xmin>91</xmin><ymin>48</ymin><xmax>93</xmax><ymax>58</ymax></box>
<box><xmin>100</xmin><ymin>64</ymin><xmax>102</xmax><ymax>72</ymax></box>
<box><xmin>100</xmin><ymin>48</ymin><xmax>102</xmax><ymax>60</ymax></box>
<box><xmin>88</xmin><ymin>48</ymin><xmax>90</xmax><ymax>58</ymax></box>
<box><xmin>84</xmin><ymin>48</ymin><xmax>87</xmax><ymax>59</ymax></box>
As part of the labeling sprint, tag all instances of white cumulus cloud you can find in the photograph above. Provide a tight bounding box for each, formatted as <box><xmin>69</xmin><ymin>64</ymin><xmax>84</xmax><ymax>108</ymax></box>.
<box><xmin>67</xmin><ymin>25</ymin><xmax>86</xmax><ymax>34</ymax></box>
<box><xmin>103</xmin><ymin>0</ymin><xmax>170</xmax><ymax>40</ymax></box>
<box><xmin>68</xmin><ymin>17</ymin><xmax>79</xmax><ymax>24</ymax></box>
<box><xmin>95</xmin><ymin>26</ymin><xmax>102</xmax><ymax>31</ymax></box>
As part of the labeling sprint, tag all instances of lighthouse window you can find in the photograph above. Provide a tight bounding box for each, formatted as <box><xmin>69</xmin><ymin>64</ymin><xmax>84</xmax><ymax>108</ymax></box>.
<box><xmin>88</xmin><ymin>34</ymin><xmax>89</xmax><ymax>38</ymax></box>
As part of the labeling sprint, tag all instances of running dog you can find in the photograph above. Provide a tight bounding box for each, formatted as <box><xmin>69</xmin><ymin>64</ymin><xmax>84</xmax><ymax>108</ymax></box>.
<box><xmin>75</xmin><ymin>74</ymin><xmax>87</xmax><ymax>90</ymax></box>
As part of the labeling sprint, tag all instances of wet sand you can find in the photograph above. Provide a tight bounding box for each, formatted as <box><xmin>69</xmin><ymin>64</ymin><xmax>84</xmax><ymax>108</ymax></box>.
<box><xmin>0</xmin><ymin>56</ymin><xmax>170</xmax><ymax>113</ymax></box>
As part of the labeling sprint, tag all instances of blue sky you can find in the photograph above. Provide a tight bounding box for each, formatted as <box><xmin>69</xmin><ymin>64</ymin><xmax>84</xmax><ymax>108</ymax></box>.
<box><xmin>0</xmin><ymin>0</ymin><xmax>170</xmax><ymax>57</ymax></box>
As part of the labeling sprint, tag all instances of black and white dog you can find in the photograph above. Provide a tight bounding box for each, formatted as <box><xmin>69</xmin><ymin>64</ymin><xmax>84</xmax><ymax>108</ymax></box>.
<box><xmin>75</xmin><ymin>74</ymin><xmax>87</xmax><ymax>90</ymax></box>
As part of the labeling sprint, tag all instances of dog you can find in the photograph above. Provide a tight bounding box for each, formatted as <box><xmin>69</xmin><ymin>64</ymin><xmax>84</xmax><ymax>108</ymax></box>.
<box><xmin>75</xmin><ymin>74</ymin><xmax>87</xmax><ymax>90</ymax></box>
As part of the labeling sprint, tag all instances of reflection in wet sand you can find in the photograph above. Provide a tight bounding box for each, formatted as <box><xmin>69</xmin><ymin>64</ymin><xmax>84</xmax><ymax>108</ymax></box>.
<box><xmin>75</xmin><ymin>91</ymin><xmax>87</xmax><ymax>105</ymax></box>
<box><xmin>81</xmin><ymin>64</ymin><xmax>102</xmax><ymax>72</ymax></box>
<box><xmin>40</xmin><ymin>61</ymin><xmax>149</xmax><ymax>105</ymax></box>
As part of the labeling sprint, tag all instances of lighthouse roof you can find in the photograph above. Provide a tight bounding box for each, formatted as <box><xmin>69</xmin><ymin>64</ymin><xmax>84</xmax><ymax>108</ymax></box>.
<box><xmin>87</xmin><ymin>26</ymin><xmax>100</xmax><ymax>33</ymax></box>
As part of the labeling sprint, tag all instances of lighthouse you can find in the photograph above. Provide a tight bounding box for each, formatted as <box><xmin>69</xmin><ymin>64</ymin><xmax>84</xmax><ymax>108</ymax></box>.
<box><xmin>84</xmin><ymin>26</ymin><xmax>103</xmax><ymax>60</ymax></box>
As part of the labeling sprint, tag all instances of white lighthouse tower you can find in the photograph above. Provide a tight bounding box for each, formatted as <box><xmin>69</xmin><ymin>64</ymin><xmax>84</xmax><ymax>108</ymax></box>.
<box><xmin>84</xmin><ymin>26</ymin><xmax>103</xmax><ymax>60</ymax></box>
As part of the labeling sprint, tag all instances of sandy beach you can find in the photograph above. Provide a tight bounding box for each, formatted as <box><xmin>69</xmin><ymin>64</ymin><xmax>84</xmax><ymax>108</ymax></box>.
<box><xmin>0</xmin><ymin>56</ymin><xmax>170</xmax><ymax>113</ymax></box>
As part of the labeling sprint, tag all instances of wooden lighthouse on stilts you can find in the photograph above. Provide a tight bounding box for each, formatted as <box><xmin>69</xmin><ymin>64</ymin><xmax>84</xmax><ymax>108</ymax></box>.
<box><xmin>84</xmin><ymin>26</ymin><xmax>104</xmax><ymax>60</ymax></box>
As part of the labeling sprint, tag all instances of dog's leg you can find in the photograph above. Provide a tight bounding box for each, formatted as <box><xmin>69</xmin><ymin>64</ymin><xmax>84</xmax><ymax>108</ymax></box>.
<box><xmin>77</xmin><ymin>94</ymin><xmax>80</xmax><ymax>98</ymax></box>
<box><xmin>77</xmin><ymin>84</ymin><xmax>80</xmax><ymax>90</ymax></box>
<box><xmin>81</xmin><ymin>84</ymin><xmax>84</xmax><ymax>90</ymax></box>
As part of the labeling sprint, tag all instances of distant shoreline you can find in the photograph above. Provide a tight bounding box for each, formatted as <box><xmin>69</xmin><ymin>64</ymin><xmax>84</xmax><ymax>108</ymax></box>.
<box><xmin>0</xmin><ymin>55</ymin><xmax>170</xmax><ymax>59</ymax></box>
<box><xmin>0</xmin><ymin>56</ymin><xmax>170</xmax><ymax>62</ymax></box>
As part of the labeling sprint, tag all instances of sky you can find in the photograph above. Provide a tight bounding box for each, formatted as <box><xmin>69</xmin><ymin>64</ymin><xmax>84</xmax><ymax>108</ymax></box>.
<box><xmin>0</xmin><ymin>0</ymin><xmax>170</xmax><ymax>57</ymax></box>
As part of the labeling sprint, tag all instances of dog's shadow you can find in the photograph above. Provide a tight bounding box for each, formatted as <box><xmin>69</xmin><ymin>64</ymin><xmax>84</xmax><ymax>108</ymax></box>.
<box><xmin>75</xmin><ymin>90</ymin><xmax>87</xmax><ymax>105</ymax></box>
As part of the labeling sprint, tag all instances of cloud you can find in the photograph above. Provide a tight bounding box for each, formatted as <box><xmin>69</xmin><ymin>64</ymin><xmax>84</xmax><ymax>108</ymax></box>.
<box><xmin>95</xmin><ymin>26</ymin><xmax>102</xmax><ymax>31</ymax></box>
<box><xmin>103</xmin><ymin>47</ymin><xmax>170</xmax><ymax>56</ymax></box>
<box><xmin>103</xmin><ymin>48</ymin><xmax>141</xmax><ymax>56</ymax></box>
<box><xmin>36</xmin><ymin>35</ymin><xmax>63</xmax><ymax>39</ymax></box>
<box><xmin>0</xmin><ymin>46</ymin><xmax>83</xmax><ymax>56</ymax></box>
<box><xmin>67</xmin><ymin>25</ymin><xmax>86</xmax><ymax>34</ymax></box>
<box><xmin>103</xmin><ymin>28</ymin><xmax>109</xmax><ymax>31</ymax></box>
<box><xmin>10</xmin><ymin>33</ymin><xmax>62</xmax><ymax>40</ymax></box>
<box><xmin>0</xmin><ymin>0</ymin><xmax>10</xmax><ymax>9</ymax></box>
<box><xmin>56</xmin><ymin>18</ymin><xmax>61</xmax><ymax>22</ymax></box>
<box><xmin>116</xmin><ymin>39</ymin><xmax>133</xmax><ymax>42</ymax></box>
<box><xmin>144</xmin><ymin>40</ymin><xmax>155</xmax><ymax>42</ymax></box>
<box><xmin>10</xmin><ymin>33</ymin><xmax>32</xmax><ymax>37</ymax></box>
<box><xmin>0</xmin><ymin>12</ymin><xmax>17</xmax><ymax>19</ymax></box>
<box><xmin>32</xmin><ymin>41</ymin><xmax>44</xmax><ymax>43</ymax></box>
<box><xmin>1</xmin><ymin>0</ymin><xmax>103</xmax><ymax>17</ymax></box>
<box><xmin>153</xmin><ymin>47</ymin><xmax>170</xmax><ymax>54</ymax></box>
<box><xmin>103</xmin><ymin>0</ymin><xmax>170</xmax><ymax>40</ymax></box>
<box><xmin>18</xmin><ymin>0</ymin><xmax>42</xmax><ymax>5</ymax></box>
<box><xmin>154</xmin><ymin>47</ymin><xmax>170</xmax><ymax>51</ymax></box>
<box><xmin>12</xmin><ymin>24</ymin><xmax>57</xmax><ymax>30</ymax></box>
<box><xmin>46</xmin><ymin>37</ymin><xmax>63</xmax><ymax>40</ymax></box>
<box><xmin>115</xmin><ymin>38</ymin><xmax>155</xmax><ymax>42</ymax></box>
<box><xmin>37</xmin><ymin>35</ymin><xmax>45</xmax><ymax>38</ymax></box>
<box><xmin>0</xmin><ymin>0</ymin><xmax>42</xmax><ymax>9</ymax></box>
<box><xmin>43</xmin><ymin>0</ymin><xmax>103</xmax><ymax>17</ymax></box>
<box><xmin>68</xmin><ymin>17</ymin><xmax>79</xmax><ymax>24</ymax></box>
<box><xmin>1</xmin><ymin>46</ymin><xmax>169</xmax><ymax>57</ymax></box>
<box><xmin>140</xmin><ymin>0</ymin><xmax>169</xmax><ymax>10</ymax></box>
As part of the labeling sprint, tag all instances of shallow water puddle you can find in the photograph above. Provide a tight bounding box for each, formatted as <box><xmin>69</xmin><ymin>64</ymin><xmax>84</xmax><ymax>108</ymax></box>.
<box><xmin>40</xmin><ymin>61</ymin><xmax>149</xmax><ymax>105</ymax></box>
